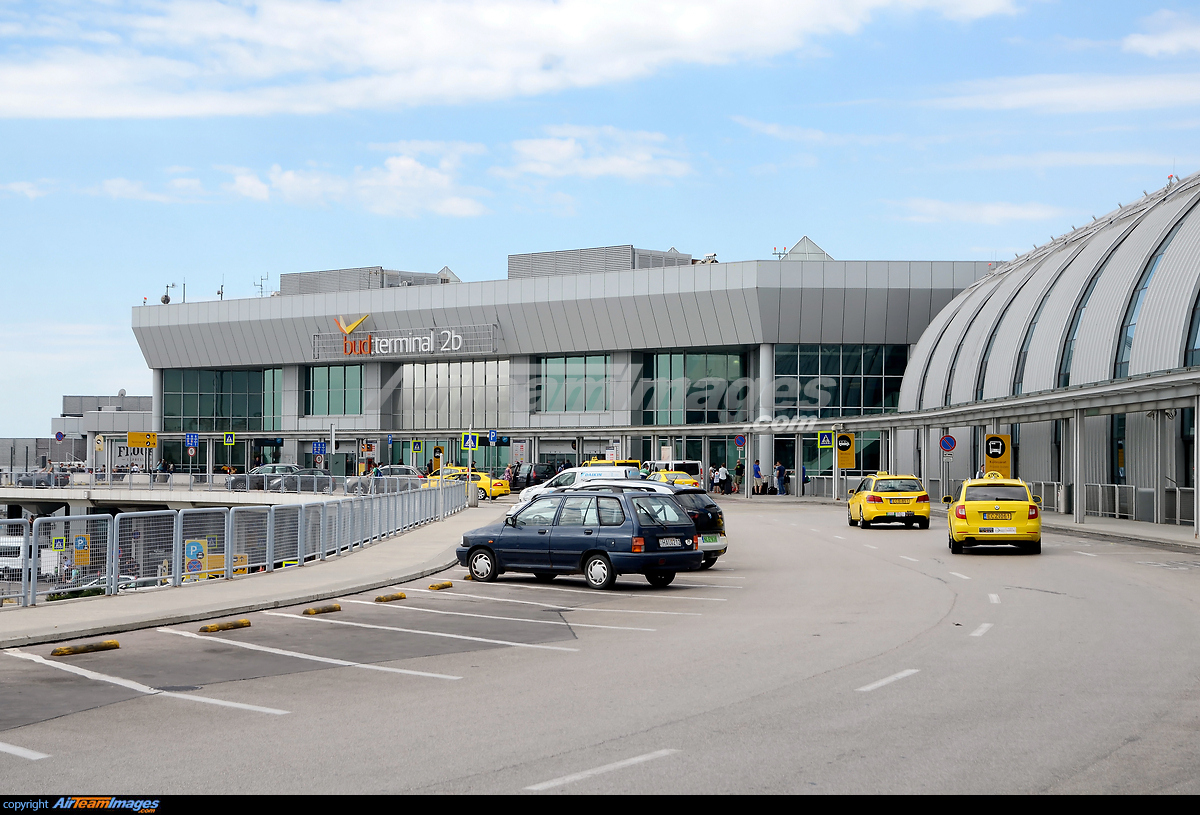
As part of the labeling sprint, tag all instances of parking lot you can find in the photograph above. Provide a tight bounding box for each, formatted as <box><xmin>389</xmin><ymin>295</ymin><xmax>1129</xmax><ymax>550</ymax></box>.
<box><xmin>4</xmin><ymin>498</ymin><xmax>1200</xmax><ymax>793</ymax></box>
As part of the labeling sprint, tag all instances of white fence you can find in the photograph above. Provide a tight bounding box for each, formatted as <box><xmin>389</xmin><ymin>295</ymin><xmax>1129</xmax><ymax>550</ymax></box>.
<box><xmin>2</xmin><ymin>482</ymin><xmax>466</xmax><ymax>608</ymax></box>
<box><xmin>0</xmin><ymin>471</ymin><xmax>425</xmax><ymax>496</ymax></box>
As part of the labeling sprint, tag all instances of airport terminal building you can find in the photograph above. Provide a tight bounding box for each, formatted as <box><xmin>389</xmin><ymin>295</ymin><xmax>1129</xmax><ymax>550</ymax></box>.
<box><xmin>130</xmin><ymin>241</ymin><xmax>990</xmax><ymax>478</ymax></box>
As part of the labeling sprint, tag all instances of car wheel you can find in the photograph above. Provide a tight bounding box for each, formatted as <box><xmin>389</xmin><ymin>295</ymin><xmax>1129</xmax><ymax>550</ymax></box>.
<box><xmin>1023</xmin><ymin>539</ymin><xmax>1042</xmax><ymax>555</ymax></box>
<box><xmin>949</xmin><ymin>534</ymin><xmax>963</xmax><ymax>555</ymax></box>
<box><xmin>917</xmin><ymin>518</ymin><xmax>929</xmax><ymax>530</ymax></box>
<box><xmin>646</xmin><ymin>571</ymin><xmax>676</xmax><ymax>588</ymax></box>
<box><xmin>860</xmin><ymin>509</ymin><xmax>871</xmax><ymax>529</ymax></box>
<box><xmin>700</xmin><ymin>556</ymin><xmax>717</xmax><ymax>569</ymax></box>
<box><xmin>468</xmin><ymin>548</ymin><xmax>498</xmax><ymax>582</ymax></box>
<box><xmin>847</xmin><ymin>509</ymin><xmax>858</xmax><ymax>527</ymax></box>
<box><xmin>583</xmin><ymin>554</ymin><xmax>615</xmax><ymax>590</ymax></box>
<box><xmin>478</xmin><ymin>487</ymin><xmax>488</xmax><ymax>501</ymax></box>
<box><xmin>533</xmin><ymin>572</ymin><xmax>556</xmax><ymax>583</ymax></box>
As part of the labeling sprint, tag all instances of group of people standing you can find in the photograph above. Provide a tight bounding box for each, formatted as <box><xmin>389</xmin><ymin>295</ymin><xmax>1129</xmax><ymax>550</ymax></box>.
<box><xmin>707</xmin><ymin>461</ymin><xmax>744</xmax><ymax>494</ymax></box>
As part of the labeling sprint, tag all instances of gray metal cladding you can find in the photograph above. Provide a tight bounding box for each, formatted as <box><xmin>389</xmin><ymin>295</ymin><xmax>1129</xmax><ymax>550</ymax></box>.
<box><xmin>896</xmin><ymin>284</ymin><xmax>971</xmax><ymax>410</ymax></box>
<box><xmin>1130</xmin><ymin>197</ymin><xmax>1200</xmax><ymax>374</ymax></box>
<box><xmin>914</xmin><ymin>274</ymin><xmax>1008</xmax><ymax>409</ymax></box>
<box><xmin>1070</xmin><ymin>191</ymin><xmax>1197</xmax><ymax>386</ymax></box>
<box><xmin>1019</xmin><ymin>216</ymin><xmax>1142</xmax><ymax>394</ymax></box>
<box><xmin>947</xmin><ymin>261</ymin><xmax>1035</xmax><ymax>405</ymax></box>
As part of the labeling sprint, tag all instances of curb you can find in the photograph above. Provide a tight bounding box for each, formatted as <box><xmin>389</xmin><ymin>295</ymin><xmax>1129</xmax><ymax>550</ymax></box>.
<box><xmin>0</xmin><ymin>556</ymin><xmax>458</xmax><ymax>650</ymax></box>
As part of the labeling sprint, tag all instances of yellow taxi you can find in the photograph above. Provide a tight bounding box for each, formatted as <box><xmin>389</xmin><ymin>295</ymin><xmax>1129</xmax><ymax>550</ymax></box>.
<box><xmin>847</xmin><ymin>472</ymin><xmax>931</xmax><ymax>529</ymax></box>
<box><xmin>943</xmin><ymin>472</ymin><xmax>1042</xmax><ymax>555</ymax></box>
<box><xmin>451</xmin><ymin>470</ymin><xmax>511</xmax><ymax>501</ymax></box>
<box><xmin>648</xmin><ymin>470</ymin><xmax>701</xmax><ymax>488</ymax></box>
<box><xmin>421</xmin><ymin>466</ymin><xmax>468</xmax><ymax>488</ymax></box>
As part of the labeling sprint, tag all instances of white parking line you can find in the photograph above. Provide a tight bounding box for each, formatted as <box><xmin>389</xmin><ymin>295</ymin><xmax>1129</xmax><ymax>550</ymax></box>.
<box><xmin>899</xmin><ymin>556</ymin><xmax>919</xmax><ymax>562</ymax></box>
<box><xmin>690</xmin><ymin>574</ymin><xmax>745</xmax><ymax>580</ymax></box>
<box><xmin>3</xmin><ymin>649</ymin><xmax>289</xmax><ymax>715</ymax></box>
<box><xmin>970</xmin><ymin>623</ymin><xmax>993</xmax><ymax>637</ymax></box>
<box><xmin>834</xmin><ymin>535</ymin><xmax>846</xmax><ymax>539</ymax></box>
<box><xmin>0</xmin><ymin>740</ymin><xmax>49</xmax><ymax>761</ymax></box>
<box><xmin>670</xmin><ymin>582</ymin><xmax>742</xmax><ymax>589</ymax></box>
<box><xmin>525</xmin><ymin>749</ymin><xmax>679</xmax><ymax>792</ymax></box>
<box><xmin>863</xmin><ymin>544</ymin><xmax>878</xmax><ymax>549</ymax></box>
<box><xmin>401</xmin><ymin>587</ymin><xmax>701</xmax><ymax>615</ymax></box>
<box><xmin>810</xmin><ymin>528</ymin><xmax>820</xmax><ymax>532</ymax></box>
<box><xmin>344</xmin><ymin>599</ymin><xmax>654</xmax><ymax>632</ymax></box>
<box><xmin>856</xmin><ymin>669</ymin><xmax>920</xmax><ymax>692</ymax></box>
<box><xmin>158</xmin><ymin>627</ymin><xmax>462</xmax><ymax>679</ymax></box>
<box><xmin>466</xmin><ymin>582</ymin><xmax>727</xmax><ymax>602</ymax></box>
<box><xmin>264</xmin><ymin>611</ymin><xmax>581</xmax><ymax>652</ymax></box>
<box><xmin>988</xmin><ymin>594</ymin><xmax>1000</xmax><ymax>604</ymax></box>
<box><xmin>949</xmin><ymin>572</ymin><xmax>972</xmax><ymax>580</ymax></box>
<box><xmin>1075</xmin><ymin>551</ymin><xmax>1098</xmax><ymax>557</ymax></box>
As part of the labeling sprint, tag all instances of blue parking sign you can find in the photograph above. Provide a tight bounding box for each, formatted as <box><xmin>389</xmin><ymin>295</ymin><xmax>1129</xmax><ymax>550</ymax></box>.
<box><xmin>488</xmin><ymin>430</ymin><xmax>497</xmax><ymax>443</ymax></box>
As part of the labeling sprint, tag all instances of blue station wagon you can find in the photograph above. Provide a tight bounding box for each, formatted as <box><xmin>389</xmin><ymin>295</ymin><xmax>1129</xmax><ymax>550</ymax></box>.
<box><xmin>457</xmin><ymin>491</ymin><xmax>703</xmax><ymax>589</ymax></box>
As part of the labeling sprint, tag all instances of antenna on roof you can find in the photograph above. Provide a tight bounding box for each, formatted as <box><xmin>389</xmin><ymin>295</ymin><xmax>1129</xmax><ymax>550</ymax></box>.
<box><xmin>772</xmin><ymin>246</ymin><xmax>786</xmax><ymax>260</ymax></box>
<box><xmin>253</xmin><ymin>275</ymin><xmax>268</xmax><ymax>297</ymax></box>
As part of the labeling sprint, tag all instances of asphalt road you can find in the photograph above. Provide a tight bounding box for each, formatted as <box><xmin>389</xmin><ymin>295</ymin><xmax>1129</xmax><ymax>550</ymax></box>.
<box><xmin>3</xmin><ymin>499</ymin><xmax>1200</xmax><ymax>794</ymax></box>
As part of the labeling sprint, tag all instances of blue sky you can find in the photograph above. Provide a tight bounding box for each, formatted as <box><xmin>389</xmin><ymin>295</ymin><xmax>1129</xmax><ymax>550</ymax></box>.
<box><xmin>3</xmin><ymin>0</ymin><xmax>1200</xmax><ymax>435</ymax></box>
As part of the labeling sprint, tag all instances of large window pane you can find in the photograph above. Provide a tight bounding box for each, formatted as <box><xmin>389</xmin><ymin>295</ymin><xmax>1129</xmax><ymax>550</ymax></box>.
<box><xmin>775</xmin><ymin>345</ymin><xmax>798</xmax><ymax>376</ymax></box>
<box><xmin>164</xmin><ymin>370</ymin><xmax>183</xmax><ymax>393</ymax></box>
<box><xmin>884</xmin><ymin>345</ymin><xmax>908</xmax><ymax>376</ymax></box>
<box><xmin>842</xmin><ymin>345</ymin><xmax>863</xmax><ymax>376</ymax></box>
<box><xmin>820</xmin><ymin>346</ymin><xmax>840</xmax><ymax>376</ymax></box>
<box><xmin>863</xmin><ymin>345</ymin><xmax>884</xmax><ymax>376</ymax></box>
<box><xmin>798</xmin><ymin>345</ymin><xmax>820</xmax><ymax>376</ymax></box>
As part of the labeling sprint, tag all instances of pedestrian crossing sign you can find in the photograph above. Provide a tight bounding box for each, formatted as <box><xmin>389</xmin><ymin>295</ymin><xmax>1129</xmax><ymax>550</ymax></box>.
<box><xmin>818</xmin><ymin>431</ymin><xmax>833</xmax><ymax>448</ymax></box>
<box><xmin>462</xmin><ymin>433</ymin><xmax>478</xmax><ymax>450</ymax></box>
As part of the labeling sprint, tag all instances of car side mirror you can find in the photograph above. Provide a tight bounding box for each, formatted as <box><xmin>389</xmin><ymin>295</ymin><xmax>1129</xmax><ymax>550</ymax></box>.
<box><xmin>847</xmin><ymin>489</ymin><xmax>855</xmax><ymax>496</ymax></box>
<box><xmin>941</xmin><ymin>495</ymin><xmax>953</xmax><ymax>504</ymax></box>
<box><xmin>504</xmin><ymin>516</ymin><xmax>516</xmax><ymax>527</ymax></box>
<box><xmin>1032</xmin><ymin>495</ymin><xmax>1042</xmax><ymax>505</ymax></box>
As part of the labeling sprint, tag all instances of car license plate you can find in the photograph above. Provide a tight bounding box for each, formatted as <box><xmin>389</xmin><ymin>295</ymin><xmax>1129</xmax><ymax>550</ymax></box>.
<box><xmin>658</xmin><ymin>538</ymin><xmax>682</xmax><ymax>548</ymax></box>
<box><xmin>889</xmin><ymin>498</ymin><xmax>910</xmax><ymax>504</ymax></box>
<box><xmin>701</xmin><ymin>534</ymin><xmax>720</xmax><ymax>544</ymax></box>
<box><xmin>885</xmin><ymin>511</ymin><xmax>913</xmax><ymax>517</ymax></box>
<box><xmin>978</xmin><ymin>527</ymin><xmax>1017</xmax><ymax>534</ymax></box>
<box><xmin>982</xmin><ymin>512</ymin><xmax>1013</xmax><ymax>520</ymax></box>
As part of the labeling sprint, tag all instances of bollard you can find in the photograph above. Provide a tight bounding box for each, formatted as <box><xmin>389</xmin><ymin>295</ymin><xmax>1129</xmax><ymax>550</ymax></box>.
<box><xmin>429</xmin><ymin>581</ymin><xmax>453</xmax><ymax>591</ymax></box>
<box><xmin>302</xmin><ymin>603</ymin><xmax>341</xmax><ymax>615</ymax></box>
<box><xmin>199</xmin><ymin>619</ymin><xmax>251</xmax><ymax>633</ymax></box>
<box><xmin>51</xmin><ymin>640</ymin><xmax>119</xmax><ymax>656</ymax></box>
<box><xmin>374</xmin><ymin>592</ymin><xmax>407</xmax><ymax>603</ymax></box>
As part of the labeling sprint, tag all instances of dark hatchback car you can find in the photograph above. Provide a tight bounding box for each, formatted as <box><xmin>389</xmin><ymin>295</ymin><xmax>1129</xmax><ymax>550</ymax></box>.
<box><xmin>512</xmin><ymin>462</ymin><xmax>555</xmax><ymax>490</ymax></box>
<box><xmin>457</xmin><ymin>490</ymin><xmax>702</xmax><ymax>589</ymax></box>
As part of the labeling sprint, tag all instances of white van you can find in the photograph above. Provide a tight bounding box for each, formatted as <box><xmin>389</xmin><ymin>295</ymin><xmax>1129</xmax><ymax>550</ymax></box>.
<box><xmin>514</xmin><ymin>465</ymin><xmax>645</xmax><ymax>508</ymax></box>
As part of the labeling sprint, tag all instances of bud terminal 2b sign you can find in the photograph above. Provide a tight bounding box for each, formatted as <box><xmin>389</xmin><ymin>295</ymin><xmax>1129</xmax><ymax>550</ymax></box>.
<box><xmin>312</xmin><ymin>315</ymin><xmax>496</xmax><ymax>361</ymax></box>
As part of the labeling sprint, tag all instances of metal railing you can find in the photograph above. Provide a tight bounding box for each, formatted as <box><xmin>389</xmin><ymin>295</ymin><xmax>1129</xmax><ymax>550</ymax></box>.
<box><xmin>1</xmin><ymin>481</ymin><xmax>467</xmax><ymax>609</ymax></box>
<box><xmin>1165</xmin><ymin>487</ymin><xmax>1195</xmax><ymax>526</ymax></box>
<box><xmin>0</xmin><ymin>471</ymin><xmax>427</xmax><ymax>497</ymax></box>
<box><xmin>1085</xmin><ymin>483</ymin><xmax>1139</xmax><ymax>520</ymax></box>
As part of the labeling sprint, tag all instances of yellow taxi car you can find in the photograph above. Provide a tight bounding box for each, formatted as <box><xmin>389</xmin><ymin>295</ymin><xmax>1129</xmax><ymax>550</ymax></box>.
<box><xmin>847</xmin><ymin>472</ymin><xmax>931</xmax><ymax>529</ymax></box>
<box><xmin>451</xmin><ymin>471</ymin><xmax>511</xmax><ymax>501</ymax></box>
<box><xmin>421</xmin><ymin>466</ymin><xmax>468</xmax><ymax>488</ymax></box>
<box><xmin>943</xmin><ymin>472</ymin><xmax>1042</xmax><ymax>555</ymax></box>
<box><xmin>648</xmin><ymin>470</ymin><xmax>701</xmax><ymax>488</ymax></box>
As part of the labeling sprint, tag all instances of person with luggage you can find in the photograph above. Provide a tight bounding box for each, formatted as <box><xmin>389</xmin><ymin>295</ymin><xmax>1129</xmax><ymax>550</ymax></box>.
<box><xmin>775</xmin><ymin>461</ymin><xmax>786</xmax><ymax>496</ymax></box>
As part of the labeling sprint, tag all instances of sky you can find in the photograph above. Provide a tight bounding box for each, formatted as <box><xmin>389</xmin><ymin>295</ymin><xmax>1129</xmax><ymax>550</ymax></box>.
<box><xmin>2</xmin><ymin>0</ymin><xmax>1200</xmax><ymax>435</ymax></box>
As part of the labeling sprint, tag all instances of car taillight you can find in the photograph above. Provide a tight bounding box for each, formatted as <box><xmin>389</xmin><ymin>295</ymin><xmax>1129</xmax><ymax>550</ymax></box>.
<box><xmin>1028</xmin><ymin>504</ymin><xmax>1039</xmax><ymax>519</ymax></box>
<box><xmin>866</xmin><ymin>494</ymin><xmax>883</xmax><ymax>503</ymax></box>
<box><xmin>632</xmin><ymin>537</ymin><xmax>644</xmax><ymax>553</ymax></box>
<box><xmin>955</xmin><ymin>505</ymin><xmax>967</xmax><ymax>519</ymax></box>
<box><xmin>693</xmin><ymin>535</ymin><xmax>700</xmax><ymax>548</ymax></box>
<box><xmin>916</xmin><ymin>494</ymin><xmax>930</xmax><ymax>503</ymax></box>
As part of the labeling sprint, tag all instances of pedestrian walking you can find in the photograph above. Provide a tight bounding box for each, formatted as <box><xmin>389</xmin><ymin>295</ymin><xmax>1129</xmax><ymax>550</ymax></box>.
<box><xmin>753</xmin><ymin>459</ymin><xmax>763</xmax><ymax>494</ymax></box>
<box><xmin>718</xmin><ymin>464</ymin><xmax>729</xmax><ymax>495</ymax></box>
<box><xmin>734</xmin><ymin>460</ymin><xmax>744</xmax><ymax>494</ymax></box>
<box><xmin>775</xmin><ymin>461</ymin><xmax>786</xmax><ymax>496</ymax></box>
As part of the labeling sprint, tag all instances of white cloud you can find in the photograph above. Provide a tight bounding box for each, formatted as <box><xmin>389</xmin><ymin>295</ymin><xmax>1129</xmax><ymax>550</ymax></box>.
<box><xmin>0</xmin><ymin>1</ymin><xmax>1016</xmax><ymax>118</ymax></box>
<box><xmin>100</xmin><ymin>177</ymin><xmax>175</xmax><ymax>203</ymax></box>
<box><xmin>931</xmin><ymin>73</ymin><xmax>1200</xmax><ymax>113</ymax></box>
<box><xmin>957</xmin><ymin>151</ymin><xmax>1191</xmax><ymax>170</ymax></box>
<box><xmin>221</xmin><ymin>152</ymin><xmax>487</xmax><ymax>216</ymax></box>
<box><xmin>733</xmin><ymin>115</ymin><xmax>905</xmax><ymax>146</ymax></box>
<box><xmin>895</xmin><ymin>198</ymin><xmax>1070</xmax><ymax>225</ymax></box>
<box><xmin>503</xmin><ymin>126</ymin><xmax>690</xmax><ymax>180</ymax></box>
<box><xmin>1123</xmin><ymin>11</ymin><xmax>1200</xmax><ymax>57</ymax></box>
<box><xmin>1</xmin><ymin>181</ymin><xmax>50</xmax><ymax>199</ymax></box>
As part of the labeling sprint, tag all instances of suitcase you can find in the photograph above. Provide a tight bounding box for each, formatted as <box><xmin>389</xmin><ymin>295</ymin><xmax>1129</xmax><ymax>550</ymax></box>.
<box><xmin>768</xmin><ymin>486</ymin><xmax>777</xmax><ymax>495</ymax></box>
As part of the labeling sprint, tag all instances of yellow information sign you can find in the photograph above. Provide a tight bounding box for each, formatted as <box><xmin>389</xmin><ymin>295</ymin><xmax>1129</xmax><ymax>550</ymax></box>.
<box><xmin>126</xmin><ymin>432</ymin><xmax>158</xmax><ymax>449</ymax></box>
<box><xmin>984</xmin><ymin>434</ymin><xmax>1011</xmax><ymax>478</ymax></box>
<box><xmin>836</xmin><ymin>433</ymin><xmax>856</xmax><ymax>470</ymax></box>
<box><xmin>73</xmin><ymin>534</ymin><xmax>90</xmax><ymax>567</ymax></box>
<box><xmin>94</xmin><ymin>435</ymin><xmax>105</xmax><ymax>452</ymax></box>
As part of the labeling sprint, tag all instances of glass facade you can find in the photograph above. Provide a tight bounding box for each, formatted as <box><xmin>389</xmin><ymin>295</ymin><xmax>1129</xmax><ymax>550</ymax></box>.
<box><xmin>635</xmin><ymin>351</ymin><xmax>748</xmax><ymax>425</ymax></box>
<box><xmin>162</xmin><ymin>368</ymin><xmax>282</xmax><ymax>432</ymax></box>
<box><xmin>532</xmin><ymin>355</ymin><xmax>609</xmax><ymax>412</ymax></box>
<box><xmin>305</xmin><ymin>365</ymin><xmax>363</xmax><ymax>415</ymax></box>
<box><xmin>397</xmin><ymin>359</ymin><xmax>509</xmax><ymax>430</ymax></box>
<box><xmin>774</xmin><ymin>344</ymin><xmax>906</xmax><ymax>418</ymax></box>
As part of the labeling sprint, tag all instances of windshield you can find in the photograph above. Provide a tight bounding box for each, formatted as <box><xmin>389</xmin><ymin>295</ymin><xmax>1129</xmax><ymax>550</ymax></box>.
<box><xmin>964</xmin><ymin>485</ymin><xmax>1029</xmax><ymax>502</ymax></box>
<box><xmin>673</xmin><ymin>492</ymin><xmax>719</xmax><ymax>511</ymax></box>
<box><xmin>874</xmin><ymin>479</ymin><xmax>924</xmax><ymax>493</ymax></box>
<box><xmin>631</xmin><ymin>496</ymin><xmax>688</xmax><ymax>525</ymax></box>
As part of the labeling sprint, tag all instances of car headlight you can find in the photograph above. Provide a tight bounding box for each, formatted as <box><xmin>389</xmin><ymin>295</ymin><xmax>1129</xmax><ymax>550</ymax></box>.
<box><xmin>461</xmin><ymin>535</ymin><xmax>469</xmax><ymax>546</ymax></box>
